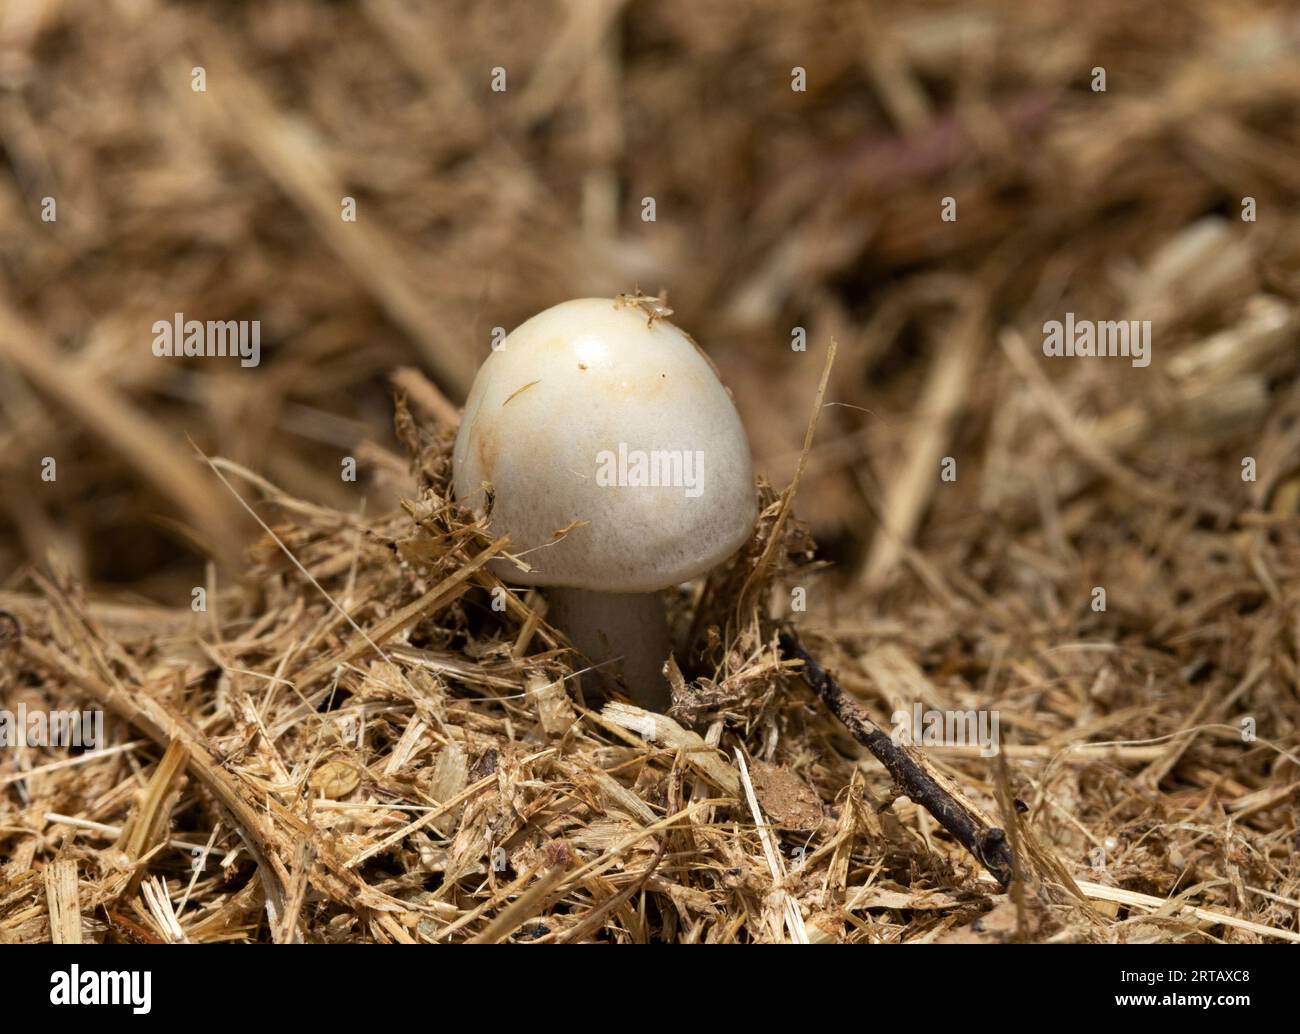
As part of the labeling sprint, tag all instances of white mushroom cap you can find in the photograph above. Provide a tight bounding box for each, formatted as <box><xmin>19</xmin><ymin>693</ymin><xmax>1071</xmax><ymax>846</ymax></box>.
<box><xmin>453</xmin><ymin>297</ymin><xmax>757</xmax><ymax>593</ymax></box>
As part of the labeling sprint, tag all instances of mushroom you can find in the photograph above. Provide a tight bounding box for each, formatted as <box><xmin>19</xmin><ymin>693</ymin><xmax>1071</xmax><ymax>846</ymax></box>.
<box><xmin>452</xmin><ymin>297</ymin><xmax>757</xmax><ymax>711</ymax></box>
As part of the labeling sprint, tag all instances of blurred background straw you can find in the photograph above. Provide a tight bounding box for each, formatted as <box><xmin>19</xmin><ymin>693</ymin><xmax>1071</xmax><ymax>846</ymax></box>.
<box><xmin>2</xmin><ymin>0</ymin><xmax>1300</xmax><ymax>943</ymax></box>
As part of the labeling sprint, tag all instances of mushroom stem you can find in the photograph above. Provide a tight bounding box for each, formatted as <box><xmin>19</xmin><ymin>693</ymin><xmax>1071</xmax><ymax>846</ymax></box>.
<box><xmin>546</xmin><ymin>588</ymin><xmax>672</xmax><ymax>711</ymax></box>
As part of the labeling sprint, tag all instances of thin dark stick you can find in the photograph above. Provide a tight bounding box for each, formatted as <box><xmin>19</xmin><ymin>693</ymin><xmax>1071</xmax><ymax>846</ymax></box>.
<box><xmin>779</xmin><ymin>632</ymin><xmax>1014</xmax><ymax>888</ymax></box>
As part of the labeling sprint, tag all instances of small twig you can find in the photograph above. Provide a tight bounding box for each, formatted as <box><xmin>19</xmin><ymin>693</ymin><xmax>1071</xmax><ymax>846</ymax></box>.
<box><xmin>779</xmin><ymin>632</ymin><xmax>1013</xmax><ymax>887</ymax></box>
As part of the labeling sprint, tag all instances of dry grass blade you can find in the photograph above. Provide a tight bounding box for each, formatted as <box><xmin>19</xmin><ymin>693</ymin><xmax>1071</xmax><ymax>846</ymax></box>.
<box><xmin>3</xmin><ymin>0</ymin><xmax>1300</xmax><ymax>947</ymax></box>
<box><xmin>43</xmin><ymin>859</ymin><xmax>82</xmax><ymax>945</ymax></box>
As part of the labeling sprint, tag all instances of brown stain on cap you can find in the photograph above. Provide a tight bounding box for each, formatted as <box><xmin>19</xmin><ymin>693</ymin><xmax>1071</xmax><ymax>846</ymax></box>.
<box><xmin>475</xmin><ymin>417</ymin><xmax>499</xmax><ymax>481</ymax></box>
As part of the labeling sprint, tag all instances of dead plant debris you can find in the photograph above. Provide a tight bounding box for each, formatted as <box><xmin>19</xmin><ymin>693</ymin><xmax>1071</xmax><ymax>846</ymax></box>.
<box><xmin>3</xmin><ymin>0</ymin><xmax>1300</xmax><ymax>944</ymax></box>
